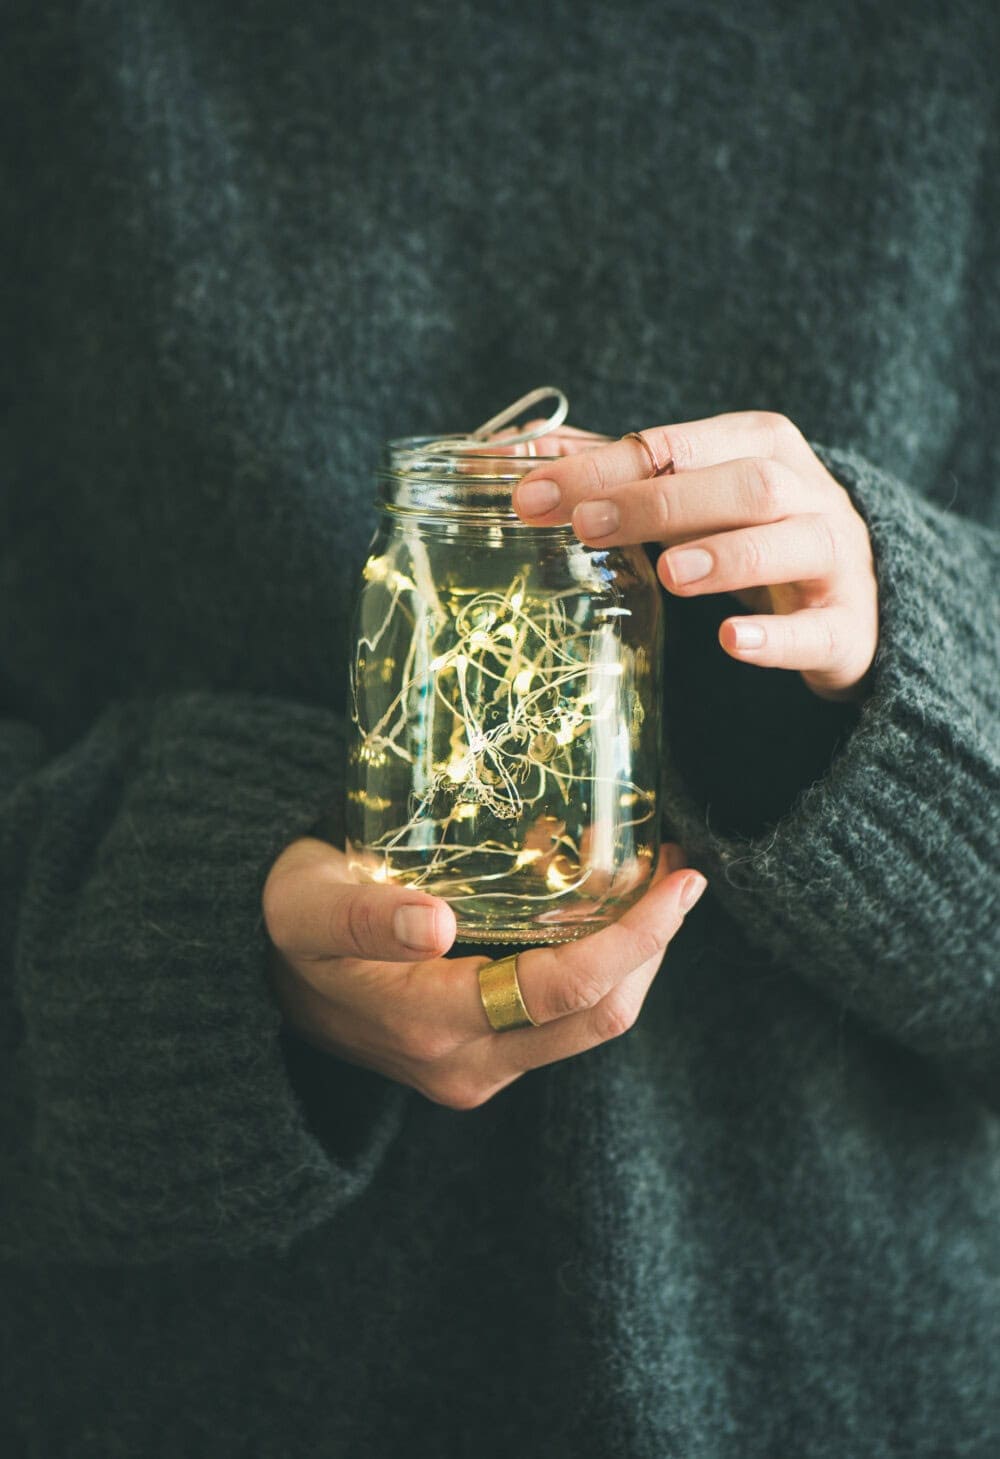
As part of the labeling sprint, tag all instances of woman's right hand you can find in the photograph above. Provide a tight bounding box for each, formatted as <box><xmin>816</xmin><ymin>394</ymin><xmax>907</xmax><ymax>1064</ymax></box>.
<box><xmin>263</xmin><ymin>837</ymin><xmax>706</xmax><ymax>1110</ymax></box>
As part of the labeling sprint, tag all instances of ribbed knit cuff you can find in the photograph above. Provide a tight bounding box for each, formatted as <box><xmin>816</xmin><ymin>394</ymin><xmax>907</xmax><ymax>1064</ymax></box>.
<box><xmin>663</xmin><ymin>448</ymin><xmax>1000</xmax><ymax>1064</ymax></box>
<box><xmin>12</xmin><ymin>692</ymin><xmax>409</xmax><ymax>1264</ymax></box>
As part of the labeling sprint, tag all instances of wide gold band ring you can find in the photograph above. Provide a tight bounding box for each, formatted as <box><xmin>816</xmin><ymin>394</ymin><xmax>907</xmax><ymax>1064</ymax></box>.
<box><xmin>621</xmin><ymin>429</ymin><xmax>675</xmax><ymax>478</ymax></box>
<box><xmin>478</xmin><ymin>954</ymin><xmax>539</xmax><ymax>1033</ymax></box>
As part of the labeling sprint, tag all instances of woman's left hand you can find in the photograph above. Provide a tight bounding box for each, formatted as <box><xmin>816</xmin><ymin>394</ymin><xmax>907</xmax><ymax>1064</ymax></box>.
<box><xmin>512</xmin><ymin>411</ymin><xmax>878</xmax><ymax>702</ymax></box>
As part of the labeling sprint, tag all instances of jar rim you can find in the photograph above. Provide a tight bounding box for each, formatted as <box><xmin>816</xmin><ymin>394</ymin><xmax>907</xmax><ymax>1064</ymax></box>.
<box><xmin>377</xmin><ymin>435</ymin><xmax>568</xmax><ymax>519</ymax></box>
<box><xmin>381</xmin><ymin>434</ymin><xmax>562</xmax><ymax>478</ymax></box>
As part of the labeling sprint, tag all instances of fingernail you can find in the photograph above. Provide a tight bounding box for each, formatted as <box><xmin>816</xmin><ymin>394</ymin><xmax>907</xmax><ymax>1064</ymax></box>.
<box><xmin>575</xmin><ymin>500</ymin><xmax>620</xmax><ymax>538</ymax></box>
<box><xmin>516</xmin><ymin>479</ymin><xmax>561</xmax><ymax>516</ymax></box>
<box><xmin>732</xmin><ymin>621</ymin><xmax>766</xmax><ymax>649</ymax></box>
<box><xmin>393</xmin><ymin>905</ymin><xmax>440</xmax><ymax>949</ymax></box>
<box><xmin>680</xmin><ymin>873</ymin><xmax>707</xmax><ymax>911</ymax></box>
<box><xmin>665</xmin><ymin>547</ymin><xmax>713</xmax><ymax>586</ymax></box>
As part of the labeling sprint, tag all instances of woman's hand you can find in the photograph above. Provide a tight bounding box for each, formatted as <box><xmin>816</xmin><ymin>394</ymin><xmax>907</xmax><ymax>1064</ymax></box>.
<box><xmin>263</xmin><ymin>837</ymin><xmax>706</xmax><ymax>1111</ymax></box>
<box><xmin>512</xmin><ymin>411</ymin><xmax>878</xmax><ymax>701</ymax></box>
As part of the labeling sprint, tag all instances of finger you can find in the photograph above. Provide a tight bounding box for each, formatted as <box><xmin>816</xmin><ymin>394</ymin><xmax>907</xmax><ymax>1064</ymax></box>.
<box><xmin>272</xmin><ymin>860</ymin><xmax>457</xmax><ymax>963</ymax></box>
<box><xmin>719</xmin><ymin>608</ymin><xmax>876</xmax><ymax>697</ymax></box>
<box><xmin>508</xmin><ymin>947</ymin><xmax>668</xmax><ymax>1074</ymax></box>
<box><xmin>507</xmin><ymin>855</ymin><xmax>705</xmax><ymax>1028</ymax></box>
<box><xmin>570</xmin><ymin>456</ymin><xmax>811</xmax><ymax>548</ymax></box>
<box><xmin>512</xmin><ymin>410</ymin><xmax>816</xmax><ymax>523</ymax></box>
<box><xmin>486</xmin><ymin>868</ymin><xmax>708</xmax><ymax>1077</ymax></box>
<box><xmin>657</xmin><ymin>514</ymin><xmax>837</xmax><ymax>597</ymax></box>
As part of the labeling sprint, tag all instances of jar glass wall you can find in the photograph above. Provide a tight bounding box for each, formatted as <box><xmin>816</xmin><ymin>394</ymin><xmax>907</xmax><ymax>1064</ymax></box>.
<box><xmin>345</xmin><ymin>438</ymin><xmax>663</xmax><ymax>944</ymax></box>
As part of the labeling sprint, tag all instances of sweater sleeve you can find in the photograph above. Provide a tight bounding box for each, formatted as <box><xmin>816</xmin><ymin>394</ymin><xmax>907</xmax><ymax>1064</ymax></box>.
<box><xmin>0</xmin><ymin>691</ymin><xmax>409</xmax><ymax>1265</ymax></box>
<box><xmin>663</xmin><ymin>447</ymin><xmax>1000</xmax><ymax>1073</ymax></box>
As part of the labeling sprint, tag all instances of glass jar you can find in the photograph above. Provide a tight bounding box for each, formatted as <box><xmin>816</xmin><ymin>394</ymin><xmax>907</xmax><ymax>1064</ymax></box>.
<box><xmin>345</xmin><ymin>437</ymin><xmax>662</xmax><ymax>945</ymax></box>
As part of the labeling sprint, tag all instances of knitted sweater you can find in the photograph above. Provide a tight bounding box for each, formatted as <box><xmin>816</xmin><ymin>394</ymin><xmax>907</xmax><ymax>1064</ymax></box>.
<box><xmin>3</xmin><ymin>2</ymin><xmax>999</xmax><ymax>1455</ymax></box>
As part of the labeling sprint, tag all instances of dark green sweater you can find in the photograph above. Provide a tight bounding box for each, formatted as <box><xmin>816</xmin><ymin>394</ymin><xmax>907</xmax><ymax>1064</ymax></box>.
<box><xmin>3</xmin><ymin>2</ymin><xmax>999</xmax><ymax>1454</ymax></box>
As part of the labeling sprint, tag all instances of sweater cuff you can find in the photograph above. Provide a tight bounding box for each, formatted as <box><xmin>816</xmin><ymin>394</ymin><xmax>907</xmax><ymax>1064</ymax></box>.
<box><xmin>662</xmin><ymin>448</ymin><xmax>1000</xmax><ymax>1063</ymax></box>
<box><xmin>13</xmin><ymin>692</ymin><xmax>409</xmax><ymax>1263</ymax></box>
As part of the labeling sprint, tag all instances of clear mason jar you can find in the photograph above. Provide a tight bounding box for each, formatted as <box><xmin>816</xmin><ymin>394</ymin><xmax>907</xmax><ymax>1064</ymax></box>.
<box><xmin>345</xmin><ymin>437</ymin><xmax>663</xmax><ymax>945</ymax></box>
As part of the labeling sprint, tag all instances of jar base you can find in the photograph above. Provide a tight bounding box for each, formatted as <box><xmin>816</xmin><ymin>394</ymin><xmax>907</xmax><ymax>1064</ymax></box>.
<box><xmin>453</xmin><ymin>901</ymin><xmax>637</xmax><ymax>945</ymax></box>
<box><xmin>454</xmin><ymin>924</ymin><xmax>593</xmax><ymax>946</ymax></box>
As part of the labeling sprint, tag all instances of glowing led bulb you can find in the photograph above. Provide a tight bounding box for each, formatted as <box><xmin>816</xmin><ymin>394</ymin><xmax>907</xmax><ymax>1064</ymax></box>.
<box><xmin>545</xmin><ymin>862</ymin><xmax>572</xmax><ymax>892</ymax></box>
<box><xmin>363</xmin><ymin>556</ymin><xmax>389</xmax><ymax>582</ymax></box>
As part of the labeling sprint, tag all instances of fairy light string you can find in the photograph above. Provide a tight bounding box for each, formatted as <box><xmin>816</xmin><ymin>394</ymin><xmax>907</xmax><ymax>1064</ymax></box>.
<box><xmin>350</xmin><ymin>389</ymin><xmax>656</xmax><ymax>913</ymax></box>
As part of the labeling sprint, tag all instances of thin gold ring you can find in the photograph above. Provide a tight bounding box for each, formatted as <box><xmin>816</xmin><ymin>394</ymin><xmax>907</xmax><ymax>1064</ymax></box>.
<box><xmin>622</xmin><ymin>430</ymin><xmax>675</xmax><ymax>478</ymax></box>
<box><xmin>478</xmin><ymin>954</ymin><xmax>539</xmax><ymax>1033</ymax></box>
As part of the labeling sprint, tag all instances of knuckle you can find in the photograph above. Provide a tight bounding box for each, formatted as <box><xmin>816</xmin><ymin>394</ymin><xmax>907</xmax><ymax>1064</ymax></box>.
<box><xmin>823</xmin><ymin>616</ymin><xmax>841</xmax><ymax>663</ymax></box>
<box><xmin>396</xmin><ymin>1019</ymin><xmax>457</xmax><ymax>1066</ymax></box>
<box><xmin>781</xmin><ymin>615</ymin><xmax>802</xmax><ymax>655</ymax></box>
<box><xmin>814</xmin><ymin>513</ymin><xmax>840</xmax><ymax>571</ymax></box>
<box><xmin>776</xmin><ymin>413</ymin><xmax>805</xmax><ymax>448</ymax></box>
<box><xmin>749</xmin><ymin>457</ymin><xmax>791</xmax><ymax>519</ymax></box>
<box><xmin>629</xmin><ymin>923</ymin><xmax>667</xmax><ymax>967</ymax></box>
<box><xmin>592</xmin><ymin>992</ymin><xmax>640</xmax><ymax>1043</ymax></box>
<box><xmin>342</xmin><ymin>891</ymin><xmax>379</xmax><ymax>957</ymax></box>
<box><xmin>421</xmin><ymin>1074</ymin><xmax>497</xmax><ymax>1112</ymax></box>
<box><xmin>737</xmin><ymin>531</ymin><xmax>767</xmax><ymax>577</ymax></box>
<box><xmin>548</xmin><ymin>968</ymin><xmax>608</xmax><ymax>1019</ymax></box>
<box><xmin>650</xmin><ymin>482</ymin><xmax>672</xmax><ymax>536</ymax></box>
<box><xmin>748</xmin><ymin>409</ymin><xmax>799</xmax><ymax>450</ymax></box>
<box><xmin>582</xmin><ymin>451</ymin><xmax>612</xmax><ymax>495</ymax></box>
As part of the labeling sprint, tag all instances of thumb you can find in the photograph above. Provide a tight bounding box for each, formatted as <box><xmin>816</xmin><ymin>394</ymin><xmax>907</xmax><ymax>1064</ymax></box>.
<box><xmin>274</xmin><ymin>861</ymin><xmax>457</xmax><ymax>963</ymax></box>
<box><xmin>327</xmin><ymin>881</ymin><xmax>457</xmax><ymax>962</ymax></box>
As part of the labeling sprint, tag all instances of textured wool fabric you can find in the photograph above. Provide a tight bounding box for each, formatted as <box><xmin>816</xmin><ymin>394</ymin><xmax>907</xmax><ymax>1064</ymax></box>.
<box><xmin>3</xmin><ymin>1</ymin><xmax>1000</xmax><ymax>1455</ymax></box>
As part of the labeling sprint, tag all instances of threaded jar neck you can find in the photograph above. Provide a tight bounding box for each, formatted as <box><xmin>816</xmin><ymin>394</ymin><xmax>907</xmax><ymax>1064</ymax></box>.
<box><xmin>378</xmin><ymin>437</ymin><xmax>566</xmax><ymax>520</ymax></box>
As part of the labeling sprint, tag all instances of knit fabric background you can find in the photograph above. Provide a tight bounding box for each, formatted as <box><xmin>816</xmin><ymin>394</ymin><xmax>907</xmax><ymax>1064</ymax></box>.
<box><xmin>2</xmin><ymin>2</ymin><xmax>999</xmax><ymax>1455</ymax></box>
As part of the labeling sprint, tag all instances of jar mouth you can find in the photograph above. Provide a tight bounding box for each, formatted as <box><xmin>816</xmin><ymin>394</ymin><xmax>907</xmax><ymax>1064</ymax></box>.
<box><xmin>378</xmin><ymin>435</ymin><xmax>567</xmax><ymax>518</ymax></box>
<box><xmin>383</xmin><ymin>434</ymin><xmax>564</xmax><ymax>474</ymax></box>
